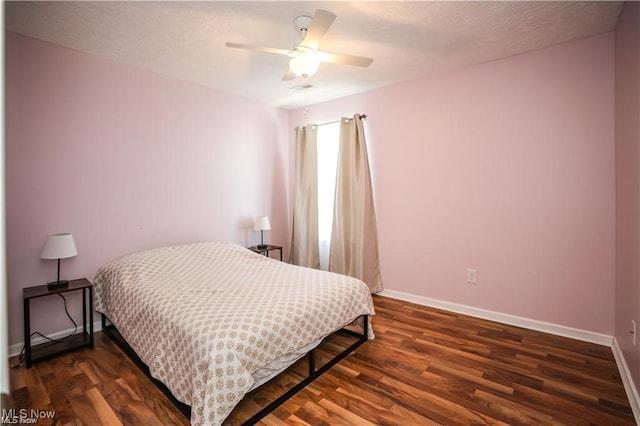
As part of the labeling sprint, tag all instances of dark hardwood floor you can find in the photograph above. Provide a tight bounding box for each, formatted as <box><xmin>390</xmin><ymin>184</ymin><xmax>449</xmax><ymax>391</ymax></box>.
<box><xmin>8</xmin><ymin>295</ymin><xmax>635</xmax><ymax>425</ymax></box>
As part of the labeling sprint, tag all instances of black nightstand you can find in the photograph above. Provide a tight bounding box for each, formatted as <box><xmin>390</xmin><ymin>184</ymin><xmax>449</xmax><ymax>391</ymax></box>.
<box><xmin>23</xmin><ymin>278</ymin><xmax>94</xmax><ymax>368</ymax></box>
<box><xmin>248</xmin><ymin>244</ymin><xmax>283</xmax><ymax>261</ymax></box>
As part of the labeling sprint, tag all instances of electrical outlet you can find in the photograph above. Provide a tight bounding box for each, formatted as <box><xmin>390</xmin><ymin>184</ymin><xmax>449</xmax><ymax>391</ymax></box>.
<box><xmin>633</xmin><ymin>320</ymin><xmax>637</xmax><ymax>347</ymax></box>
<box><xmin>467</xmin><ymin>269</ymin><xmax>477</xmax><ymax>284</ymax></box>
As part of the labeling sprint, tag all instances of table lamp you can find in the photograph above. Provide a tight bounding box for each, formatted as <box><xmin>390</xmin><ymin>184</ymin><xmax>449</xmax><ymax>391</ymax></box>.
<box><xmin>253</xmin><ymin>216</ymin><xmax>271</xmax><ymax>249</ymax></box>
<box><xmin>41</xmin><ymin>233</ymin><xmax>78</xmax><ymax>287</ymax></box>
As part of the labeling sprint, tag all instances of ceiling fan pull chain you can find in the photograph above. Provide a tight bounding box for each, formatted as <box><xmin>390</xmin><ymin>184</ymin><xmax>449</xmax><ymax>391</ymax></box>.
<box><xmin>304</xmin><ymin>85</ymin><xmax>310</xmax><ymax>116</ymax></box>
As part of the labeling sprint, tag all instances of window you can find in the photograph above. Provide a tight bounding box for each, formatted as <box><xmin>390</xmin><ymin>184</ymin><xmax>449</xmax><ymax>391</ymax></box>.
<box><xmin>317</xmin><ymin>121</ymin><xmax>340</xmax><ymax>270</ymax></box>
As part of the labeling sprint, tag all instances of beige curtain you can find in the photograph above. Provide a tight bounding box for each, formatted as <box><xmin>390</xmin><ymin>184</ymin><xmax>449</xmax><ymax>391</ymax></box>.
<box><xmin>329</xmin><ymin>114</ymin><xmax>383</xmax><ymax>293</ymax></box>
<box><xmin>290</xmin><ymin>125</ymin><xmax>320</xmax><ymax>268</ymax></box>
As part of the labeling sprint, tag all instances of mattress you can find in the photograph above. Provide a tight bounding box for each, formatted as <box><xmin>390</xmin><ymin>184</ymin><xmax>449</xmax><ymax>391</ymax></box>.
<box><xmin>93</xmin><ymin>241</ymin><xmax>375</xmax><ymax>425</ymax></box>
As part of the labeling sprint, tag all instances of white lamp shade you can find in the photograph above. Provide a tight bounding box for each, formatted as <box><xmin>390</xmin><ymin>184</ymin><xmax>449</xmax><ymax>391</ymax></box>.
<box><xmin>253</xmin><ymin>216</ymin><xmax>271</xmax><ymax>231</ymax></box>
<box><xmin>289</xmin><ymin>53</ymin><xmax>320</xmax><ymax>78</ymax></box>
<box><xmin>40</xmin><ymin>233</ymin><xmax>78</xmax><ymax>260</ymax></box>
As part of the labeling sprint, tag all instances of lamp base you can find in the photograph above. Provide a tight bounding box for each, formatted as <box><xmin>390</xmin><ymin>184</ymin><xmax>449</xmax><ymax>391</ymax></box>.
<box><xmin>47</xmin><ymin>280</ymin><xmax>69</xmax><ymax>288</ymax></box>
<box><xmin>257</xmin><ymin>244</ymin><xmax>267</xmax><ymax>249</ymax></box>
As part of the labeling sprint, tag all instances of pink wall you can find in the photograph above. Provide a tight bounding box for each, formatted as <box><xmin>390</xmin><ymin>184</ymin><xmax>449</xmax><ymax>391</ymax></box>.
<box><xmin>615</xmin><ymin>1</ymin><xmax>640</xmax><ymax>390</ymax></box>
<box><xmin>5</xmin><ymin>28</ymin><xmax>619</xmax><ymax>348</ymax></box>
<box><xmin>290</xmin><ymin>33</ymin><xmax>616</xmax><ymax>334</ymax></box>
<box><xmin>5</xmin><ymin>32</ymin><xmax>290</xmax><ymax>346</ymax></box>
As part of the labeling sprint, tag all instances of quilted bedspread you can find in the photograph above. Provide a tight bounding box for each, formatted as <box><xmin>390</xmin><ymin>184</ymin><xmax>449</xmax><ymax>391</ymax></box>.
<box><xmin>93</xmin><ymin>241</ymin><xmax>375</xmax><ymax>425</ymax></box>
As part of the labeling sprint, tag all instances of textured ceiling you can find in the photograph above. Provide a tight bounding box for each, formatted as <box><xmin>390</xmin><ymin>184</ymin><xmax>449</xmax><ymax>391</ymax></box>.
<box><xmin>5</xmin><ymin>1</ymin><xmax>623</xmax><ymax>110</ymax></box>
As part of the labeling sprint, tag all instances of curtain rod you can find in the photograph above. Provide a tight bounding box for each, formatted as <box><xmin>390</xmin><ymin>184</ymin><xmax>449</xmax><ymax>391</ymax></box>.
<box><xmin>316</xmin><ymin>114</ymin><xmax>367</xmax><ymax>127</ymax></box>
<box><xmin>297</xmin><ymin>114</ymin><xmax>367</xmax><ymax>130</ymax></box>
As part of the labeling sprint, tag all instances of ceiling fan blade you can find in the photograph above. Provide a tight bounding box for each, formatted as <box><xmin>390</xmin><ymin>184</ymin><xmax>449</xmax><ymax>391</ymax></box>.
<box><xmin>301</xmin><ymin>9</ymin><xmax>336</xmax><ymax>50</ymax></box>
<box><xmin>282</xmin><ymin>69</ymin><xmax>296</xmax><ymax>81</ymax></box>
<box><xmin>225</xmin><ymin>42</ymin><xmax>290</xmax><ymax>56</ymax></box>
<box><xmin>318</xmin><ymin>51</ymin><xmax>373</xmax><ymax>68</ymax></box>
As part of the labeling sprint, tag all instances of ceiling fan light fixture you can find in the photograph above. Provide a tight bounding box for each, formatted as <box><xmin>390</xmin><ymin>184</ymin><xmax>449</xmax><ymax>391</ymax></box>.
<box><xmin>289</xmin><ymin>49</ymin><xmax>320</xmax><ymax>78</ymax></box>
<box><xmin>226</xmin><ymin>9</ymin><xmax>372</xmax><ymax>81</ymax></box>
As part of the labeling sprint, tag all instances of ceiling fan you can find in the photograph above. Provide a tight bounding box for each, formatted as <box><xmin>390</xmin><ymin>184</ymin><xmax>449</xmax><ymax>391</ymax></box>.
<box><xmin>225</xmin><ymin>9</ymin><xmax>373</xmax><ymax>81</ymax></box>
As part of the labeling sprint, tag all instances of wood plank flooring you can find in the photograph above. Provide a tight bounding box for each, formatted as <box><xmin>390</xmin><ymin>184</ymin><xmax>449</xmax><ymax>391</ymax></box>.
<box><xmin>8</xmin><ymin>295</ymin><xmax>635</xmax><ymax>425</ymax></box>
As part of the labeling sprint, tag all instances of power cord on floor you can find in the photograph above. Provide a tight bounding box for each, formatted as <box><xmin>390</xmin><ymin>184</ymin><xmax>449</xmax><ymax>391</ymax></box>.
<box><xmin>10</xmin><ymin>293</ymin><xmax>79</xmax><ymax>368</ymax></box>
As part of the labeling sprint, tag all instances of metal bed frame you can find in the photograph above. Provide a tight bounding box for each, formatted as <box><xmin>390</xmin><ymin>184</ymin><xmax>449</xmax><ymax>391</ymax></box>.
<box><xmin>101</xmin><ymin>313</ymin><xmax>369</xmax><ymax>425</ymax></box>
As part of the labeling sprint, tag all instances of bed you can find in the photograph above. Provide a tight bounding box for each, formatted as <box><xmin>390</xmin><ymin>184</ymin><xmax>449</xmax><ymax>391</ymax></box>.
<box><xmin>93</xmin><ymin>241</ymin><xmax>375</xmax><ymax>425</ymax></box>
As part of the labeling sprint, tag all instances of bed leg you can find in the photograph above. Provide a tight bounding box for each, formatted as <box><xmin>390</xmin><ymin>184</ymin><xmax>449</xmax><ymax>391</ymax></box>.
<box><xmin>308</xmin><ymin>349</ymin><xmax>315</xmax><ymax>375</ymax></box>
<box><xmin>363</xmin><ymin>313</ymin><xmax>369</xmax><ymax>339</ymax></box>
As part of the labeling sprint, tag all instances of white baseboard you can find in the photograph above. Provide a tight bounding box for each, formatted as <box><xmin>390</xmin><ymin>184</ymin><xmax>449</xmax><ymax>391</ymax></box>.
<box><xmin>8</xmin><ymin>320</ymin><xmax>103</xmax><ymax>358</ymax></box>
<box><xmin>379</xmin><ymin>289</ymin><xmax>613</xmax><ymax>346</ymax></box>
<box><xmin>611</xmin><ymin>338</ymin><xmax>640</xmax><ymax>424</ymax></box>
